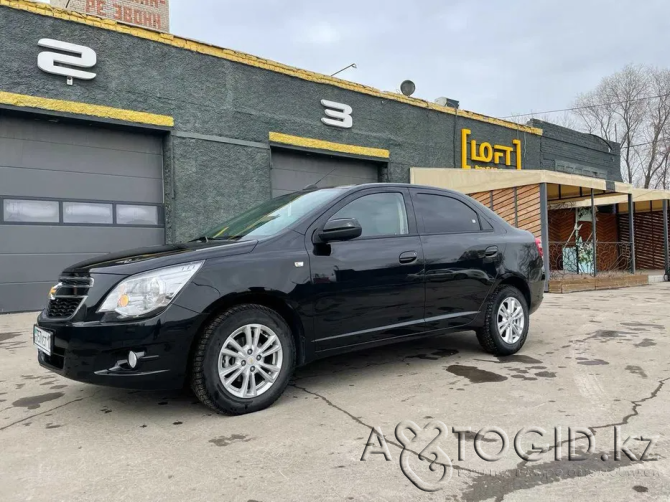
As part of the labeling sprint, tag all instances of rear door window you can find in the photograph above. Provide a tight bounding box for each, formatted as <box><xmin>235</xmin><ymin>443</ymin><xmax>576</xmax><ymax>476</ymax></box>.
<box><xmin>413</xmin><ymin>193</ymin><xmax>482</xmax><ymax>234</ymax></box>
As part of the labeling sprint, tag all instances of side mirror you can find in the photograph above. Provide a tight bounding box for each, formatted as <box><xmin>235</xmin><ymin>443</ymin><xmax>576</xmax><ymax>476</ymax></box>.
<box><xmin>317</xmin><ymin>218</ymin><xmax>362</xmax><ymax>242</ymax></box>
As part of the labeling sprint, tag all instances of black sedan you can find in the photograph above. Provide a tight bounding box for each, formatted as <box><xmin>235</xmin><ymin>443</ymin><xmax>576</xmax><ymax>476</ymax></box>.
<box><xmin>35</xmin><ymin>183</ymin><xmax>544</xmax><ymax>414</ymax></box>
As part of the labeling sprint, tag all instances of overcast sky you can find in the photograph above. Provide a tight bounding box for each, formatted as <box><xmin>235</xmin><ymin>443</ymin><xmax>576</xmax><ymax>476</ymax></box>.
<box><xmin>165</xmin><ymin>0</ymin><xmax>669</xmax><ymax>120</ymax></box>
<box><xmin>41</xmin><ymin>0</ymin><xmax>669</xmax><ymax>120</ymax></box>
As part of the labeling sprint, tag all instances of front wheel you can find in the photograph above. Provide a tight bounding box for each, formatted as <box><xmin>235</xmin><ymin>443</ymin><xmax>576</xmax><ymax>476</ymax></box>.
<box><xmin>191</xmin><ymin>304</ymin><xmax>295</xmax><ymax>415</ymax></box>
<box><xmin>476</xmin><ymin>285</ymin><xmax>529</xmax><ymax>356</ymax></box>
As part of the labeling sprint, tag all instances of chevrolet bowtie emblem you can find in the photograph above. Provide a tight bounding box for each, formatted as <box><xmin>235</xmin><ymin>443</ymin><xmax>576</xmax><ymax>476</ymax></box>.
<box><xmin>49</xmin><ymin>283</ymin><xmax>61</xmax><ymax>300</ymax></box>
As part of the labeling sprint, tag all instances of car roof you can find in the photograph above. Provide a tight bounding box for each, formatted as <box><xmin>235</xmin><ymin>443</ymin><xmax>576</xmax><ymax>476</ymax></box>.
<box><xmin>302</xmin><ymin>182</ymin><xmax>461</xmax><ymax>195</ymax></box>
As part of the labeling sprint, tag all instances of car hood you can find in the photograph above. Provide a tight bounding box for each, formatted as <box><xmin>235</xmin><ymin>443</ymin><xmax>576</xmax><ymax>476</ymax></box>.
<box><xmin>63</xmin><ymin>239</ymin><xmax>258</xmax><ymax>276</ymax></box>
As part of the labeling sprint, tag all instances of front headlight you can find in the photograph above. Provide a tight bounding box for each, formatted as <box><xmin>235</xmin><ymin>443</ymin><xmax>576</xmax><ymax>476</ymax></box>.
<box><xmin>98</xmin><ymin>261</ymin><xmax>204</xmax><ymax>318</ymax></box>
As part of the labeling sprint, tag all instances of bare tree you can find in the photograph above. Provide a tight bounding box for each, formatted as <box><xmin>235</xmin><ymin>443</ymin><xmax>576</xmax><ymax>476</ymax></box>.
<box><xmin>572</xmin><ymin>65</ymin><xmax>670</xmax><ymax>188</ymax></box>
<box><xmin>642</xmin><ymin>69</ymin><xmax>670</xmax><ymax>188</ymax></box>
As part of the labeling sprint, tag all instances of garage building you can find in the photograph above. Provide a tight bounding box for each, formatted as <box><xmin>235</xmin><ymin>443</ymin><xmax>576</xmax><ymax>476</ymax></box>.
<box><xmin>0</xmin><ymin>1</ymin><xmax>622</xmax><ymax>312</ymax></box>
<box><xmin>0</xmin><ymin>116</ymin><xmax>165</xmax><ymax>312</ymax></box>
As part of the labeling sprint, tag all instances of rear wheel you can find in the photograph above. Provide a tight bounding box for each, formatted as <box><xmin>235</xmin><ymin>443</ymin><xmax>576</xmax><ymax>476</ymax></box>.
<box><xmin>191</xmin><ymin>304</ymin><xmax>295</xmax><ymax>415</ymax></box>
<box><xmin>476</xmin><ymin>285</ymin><xmax>529</xmax><ymax>356</ymax></box>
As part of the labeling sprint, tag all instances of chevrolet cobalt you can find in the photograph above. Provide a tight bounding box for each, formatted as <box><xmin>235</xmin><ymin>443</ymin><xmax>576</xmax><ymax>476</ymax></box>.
<box><xmin>35</xmin><ymin>184</ymin><xmax>544</xmax><ymax>414</ymax></box>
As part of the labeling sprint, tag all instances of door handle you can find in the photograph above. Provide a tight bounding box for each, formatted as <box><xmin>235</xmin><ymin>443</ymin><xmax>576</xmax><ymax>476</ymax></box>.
<box><xmin>399</xmin><ymin>251</ymin><xmax>418</xmax><ymax>264</ymax></box>
<box><xmin>484</xmin><ymin>246</ymin><xmax>499</xmax><ymax>257</ymax></box>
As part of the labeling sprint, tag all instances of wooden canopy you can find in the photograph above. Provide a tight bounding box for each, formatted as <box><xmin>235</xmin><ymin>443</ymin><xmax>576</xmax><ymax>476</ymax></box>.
<box><xmin>410</xmin><ymin>168</ymin><xmax>632</xmax><ymax>203</ymax></box>
<box><xmin>554</xmin><ymin>188</ymin><xmax>670</xmax><ymax>213</ymax></box>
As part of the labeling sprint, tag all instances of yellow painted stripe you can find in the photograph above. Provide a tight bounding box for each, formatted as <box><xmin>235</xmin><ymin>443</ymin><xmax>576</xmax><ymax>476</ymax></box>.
<box><xmin>270</xmin><ymin>132</ymin><xmax>390</xmax><ymax>159</ymax></box>
<box><xmin>1</xmin><ymin>0</ymin><xmax>542</xmax><ymax>136</ymax></box>
<box><xmin>0</xmin><ymin>91</ymin><xmax>174</xmax><ymax>127</ymax></box>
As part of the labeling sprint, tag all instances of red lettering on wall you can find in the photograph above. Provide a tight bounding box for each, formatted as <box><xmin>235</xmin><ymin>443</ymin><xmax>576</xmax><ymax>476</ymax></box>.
<box><xmin>85</xmin><ymin>0</ymin><xmax>96</xmax><ymax>12</ymax></box>
<box><xmin>97</xmin><ymin>1</ymin><xmax>166</xmax><ymax>29</ymax></box>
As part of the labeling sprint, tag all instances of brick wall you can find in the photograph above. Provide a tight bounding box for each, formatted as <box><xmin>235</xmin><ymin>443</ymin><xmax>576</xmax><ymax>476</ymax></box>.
<box><xmin>549</xmin><ymin>208</ymin><xmax>623</xmax><ymax>272</ymax></box>
<box><xmin>51</xmin><ymin>0</ymin><xmax>169</xmax><ymax>32</ymax></box>
<box><xmin>549</xmin><ymin>209</ymin><xmax>618</xmax><ymax>243</ymax></box>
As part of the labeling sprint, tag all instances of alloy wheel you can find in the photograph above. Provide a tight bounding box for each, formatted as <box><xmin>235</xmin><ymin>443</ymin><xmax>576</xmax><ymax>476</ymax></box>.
<box><xmin>218</xmin><ymin>324</ymin><xmax>284</xmax><ymax>398</ymax></box>
<box><xmin>496</xmin><ymin>297</ymin><xmax>524</xmax><ymax>344</ymax></box>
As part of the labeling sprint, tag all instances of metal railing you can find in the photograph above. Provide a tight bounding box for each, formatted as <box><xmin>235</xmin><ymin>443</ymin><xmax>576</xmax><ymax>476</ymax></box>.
<box><xmin>548</xmin><ymin>241</ymin><xmax>633</xmax><ymax>278</ymax></box>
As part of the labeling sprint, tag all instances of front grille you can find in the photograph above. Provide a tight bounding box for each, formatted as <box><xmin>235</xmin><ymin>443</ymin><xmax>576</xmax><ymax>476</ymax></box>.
<box><xmin>46</xmin><ymin>297</ymin><xmax>84</xmax><ymax>319</ymax></box>
<box><xmin>59</xmin><ymin>276</ymin><xmax>94</xmax><ymax>290</ymax></box>
<box><xmin>44</xmin><ymin>275</ymin><xmax>93</xmax><ymax>320</ymax></box>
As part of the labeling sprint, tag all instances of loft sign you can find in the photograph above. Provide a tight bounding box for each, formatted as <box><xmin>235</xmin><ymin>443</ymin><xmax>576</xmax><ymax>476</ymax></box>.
<box><xmin>461</xmin><ymin>128</ymin><xmax>522</xmax><ymax>170</ymax></box>
<box><xmin>37</xmin><ymin>39</ymin><xmax>97</xmax><ymax>85</ymax></box>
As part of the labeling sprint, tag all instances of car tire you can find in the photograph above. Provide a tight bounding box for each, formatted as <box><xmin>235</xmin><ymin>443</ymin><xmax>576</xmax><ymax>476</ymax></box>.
<box><xmin>475</xmin><ymin>285</ymin><xmax>529</xmax><ymax>356</ymax></box>
<box><xmin>191</xmin><ymin>304</ymin><xmax>295</xmax><ymax>415</ymax></box>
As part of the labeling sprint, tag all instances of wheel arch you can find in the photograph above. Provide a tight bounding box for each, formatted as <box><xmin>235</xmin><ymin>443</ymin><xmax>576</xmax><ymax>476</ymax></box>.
<box><xmin>188</xmin><ymin>292</ymin><xmax>307</xmax><ymax>372</ymax></box>
<box><xmin>496</xmin><ymin>273</ymin><xmax>531</xmax><ymax>308</ymax></box>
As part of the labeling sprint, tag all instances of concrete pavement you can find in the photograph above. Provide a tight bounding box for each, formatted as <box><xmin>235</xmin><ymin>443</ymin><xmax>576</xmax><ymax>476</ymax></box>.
<box><xmin>1</xmin><ymin>284</ymin><xmax>670</xmax><ymax>501</ymax></box>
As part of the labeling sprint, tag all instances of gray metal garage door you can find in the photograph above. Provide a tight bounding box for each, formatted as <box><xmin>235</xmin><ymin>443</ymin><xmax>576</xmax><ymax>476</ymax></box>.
<box><xmin>0</xmin><ymin>115</ymin><xmax>165</xmax><ymax>313</ymax></box>
<box><xmin>270</xmin><ymin>149</ymin><xmax>381</xmax><ymax>197</ymax></box>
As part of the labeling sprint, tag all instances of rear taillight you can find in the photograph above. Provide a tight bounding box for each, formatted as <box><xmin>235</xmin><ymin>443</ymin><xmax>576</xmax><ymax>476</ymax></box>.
<box><xmin>534</xmin><ymin>237</ymin><xmax>543</xmax><ymax>258</ymax></box>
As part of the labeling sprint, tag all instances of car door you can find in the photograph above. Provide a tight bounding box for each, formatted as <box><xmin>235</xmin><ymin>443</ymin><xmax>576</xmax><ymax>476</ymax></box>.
<box><xmin>306</xmin><ymin>187</ymin><xmax>425</xmax><ymax>352</ymax></box>
<box><xmin>410</xmin><ymin>189</ymin><xmax>503</xmax><ymax>331</ymax></box>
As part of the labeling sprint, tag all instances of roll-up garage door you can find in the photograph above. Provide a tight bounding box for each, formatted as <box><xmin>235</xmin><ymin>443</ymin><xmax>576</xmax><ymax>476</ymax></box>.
<box><xmin>0</xmin><ymin>115</ymin><xmax>165</xmax><ymax>313</ymax></box>
<box><xmin>270</xmin><ymin>149</ymin><xmax>381</xmax><ymax>197</ymax></box>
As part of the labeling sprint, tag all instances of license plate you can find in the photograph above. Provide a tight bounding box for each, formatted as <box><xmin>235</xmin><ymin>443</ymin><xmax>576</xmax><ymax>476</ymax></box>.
<box><xmin>33</xmin><ymin>325</ymin><xmax>52</xmax><ymax>356</ymax></box>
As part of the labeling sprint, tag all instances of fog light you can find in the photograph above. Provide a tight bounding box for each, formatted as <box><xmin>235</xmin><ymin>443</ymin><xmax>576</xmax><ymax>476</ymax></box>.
<box><xmin>128</xmin><ymin>351</ymin><xmax>140</xmax><ymax>369</ymax></box>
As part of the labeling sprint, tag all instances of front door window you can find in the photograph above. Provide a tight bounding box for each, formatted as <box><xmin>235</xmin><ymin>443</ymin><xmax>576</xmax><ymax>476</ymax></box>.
<box><xmin>331</xmin><ymin>192</ymin><xmax>409</xmax><ymax>238</ymax></box>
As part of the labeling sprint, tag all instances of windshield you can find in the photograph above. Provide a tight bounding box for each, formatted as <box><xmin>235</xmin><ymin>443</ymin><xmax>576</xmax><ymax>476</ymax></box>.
<box><xmin>196</xmin><ymin>188</ymin><xmax>347</xmax><ymax>241</ymax></box>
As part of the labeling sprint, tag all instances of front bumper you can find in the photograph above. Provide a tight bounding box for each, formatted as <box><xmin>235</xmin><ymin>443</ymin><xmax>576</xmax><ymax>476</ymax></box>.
<box><xmin>36</xmin><ymin>304</ymin><xmax>206</xmax><ymax>390</ymax></box>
